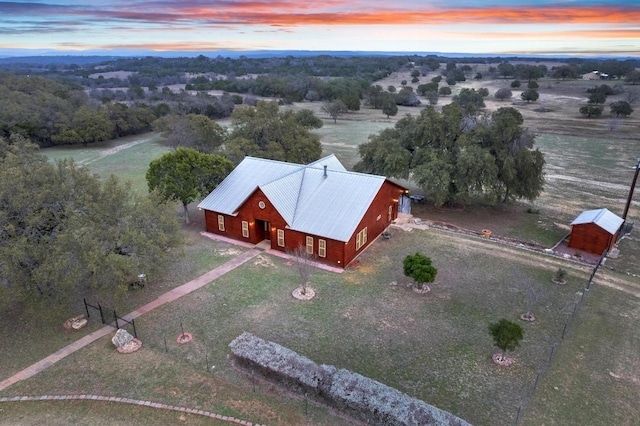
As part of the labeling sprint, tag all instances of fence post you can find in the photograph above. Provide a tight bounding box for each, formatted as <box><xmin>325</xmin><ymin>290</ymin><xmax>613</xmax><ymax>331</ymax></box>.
<box><xmin>514</xmin><ymin>405</ymin><xmax>522</xmax><ymax>426</ymax></box>
<box><xmin>98</xmin><ymin>303</ymin><xmax>105</xmax><ymax>324</ymax></box>
<box><xmin>113</xmin><ymin>310</ymin><xmax>119</xmax><ymax>329</ymax></box>
<box><xmin>131</xmin><ymin>319</ymin><xmax>137</xmax><ymax>338</ymax></box>
<box><xmin>83</xmin><ymin>298</ymin><xmax>90</xmax><ymax>319</ymax></box>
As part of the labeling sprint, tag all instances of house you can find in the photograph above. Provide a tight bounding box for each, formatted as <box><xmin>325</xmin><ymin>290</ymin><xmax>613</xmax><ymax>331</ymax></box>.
<box><xmin>582</xmin><ymin>71</ymin><xmax>601</xmax><ymax>80</ymax></box>
<box><xmin>198</xmin><ymin>155</ymin><xmax>409</xmax><ymax>268</ymax></box>
<box><xmin>568</xmin><ymin>208</ymin><xmax>623</xmax><ymax>255</ymax></box>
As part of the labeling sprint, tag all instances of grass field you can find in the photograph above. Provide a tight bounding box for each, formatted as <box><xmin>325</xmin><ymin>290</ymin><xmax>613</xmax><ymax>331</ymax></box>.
<box><xmin>2</xmin><ymin>69</ymin><xmax>640</xmax><ymax>425</ymax></box>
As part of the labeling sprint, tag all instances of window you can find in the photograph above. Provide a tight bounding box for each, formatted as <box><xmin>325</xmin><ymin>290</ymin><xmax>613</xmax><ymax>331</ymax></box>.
<box><xmin>318</xmin><ymin>239</ymin><xmax>326</xmax><ymax>258</ymax></box>
<box><xmin>388</xmin><ymin>205</ymin><xmax>393</xmax><ymax>221</ymax></box>
<box><xmin>241</xmin><ymin>221</ymin><xmax>249</xmax><ymax>238</ymax></box>
<box><xmin>217</xmin><ymin>214</ymin><xmax>225</xmax><ymax>231</ymax></box>
<box><xmin>277</xmin><ymin>229</ymin><xmax>285</xmax><ymax>247</ymax></box>
<box><xmin>356</xmin><ymin>227</ymin><xmax>368</xmax><ymax>250</ymax></box>
<box><xmin>306</xmin><ymin>236</ymin><xmax>314</xmax><ymax>254</ymax></box>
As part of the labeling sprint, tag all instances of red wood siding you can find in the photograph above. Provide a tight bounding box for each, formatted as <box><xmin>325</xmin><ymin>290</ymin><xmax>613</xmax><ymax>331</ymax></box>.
<box><xmin>203</xmin><ymin>179</ymin><xmax>407</xmax><ymax>268</ymax></box>
<box><xmin>343</xmin><ymin>180</ymin><xmax>406</xmax><ymax>266</ymax></box>
<box><xmin>568</xmin><ymin>223</ymin><xmax>617</xmax><ymax>255</ymax></box>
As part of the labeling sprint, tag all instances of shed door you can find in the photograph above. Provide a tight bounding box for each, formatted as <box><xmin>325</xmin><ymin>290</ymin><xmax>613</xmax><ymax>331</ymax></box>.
<box><xmin>399</xmin><ymin>194</ymin><xmax>411</xmax><ymax>214</ymax></box>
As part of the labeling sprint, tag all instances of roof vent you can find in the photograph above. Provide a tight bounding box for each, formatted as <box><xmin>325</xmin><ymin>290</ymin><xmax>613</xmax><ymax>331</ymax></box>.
<box><xmin>323</xmin><ymin>165</ymin><xmax>327</xmax><ymax>177</ymax></box>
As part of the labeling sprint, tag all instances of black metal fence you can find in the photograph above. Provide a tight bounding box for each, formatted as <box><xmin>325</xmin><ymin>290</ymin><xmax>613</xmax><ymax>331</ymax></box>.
<box><xmin>513</xmin><ymin>250</ymin><xmax>607</xmax><ymax>425</ymax></box>
<box><xmin>83</xmin><ymin>298</ymin><xmax>137</xmax><ymax>338</ymax></box>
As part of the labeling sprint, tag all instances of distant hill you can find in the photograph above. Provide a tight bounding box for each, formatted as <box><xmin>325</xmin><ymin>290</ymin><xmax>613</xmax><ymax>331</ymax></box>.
<box><xmin>1</xmin><ymin>48</ymin><xmax>637</xmax><ymax>66</ymax></box>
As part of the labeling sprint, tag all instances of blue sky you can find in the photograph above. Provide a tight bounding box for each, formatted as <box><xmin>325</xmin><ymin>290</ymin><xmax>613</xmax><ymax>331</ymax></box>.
<box><xmin>0</xmin><ymin>1</ymin><xmax>638</xmax><ymax>56</ymax></box>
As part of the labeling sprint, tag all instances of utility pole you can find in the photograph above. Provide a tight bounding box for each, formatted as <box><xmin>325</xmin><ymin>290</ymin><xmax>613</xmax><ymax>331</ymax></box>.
<box><xmin>622</xmin><ymin>157</ymin><xmax>640</xmax><ymax>221</ymax></box>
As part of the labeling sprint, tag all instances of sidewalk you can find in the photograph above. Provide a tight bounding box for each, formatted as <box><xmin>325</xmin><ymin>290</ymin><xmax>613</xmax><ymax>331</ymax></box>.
<box><xmin>0</xmin><ymin>249</ymin><xmax>261</xmax><ymax>392</ymax></box>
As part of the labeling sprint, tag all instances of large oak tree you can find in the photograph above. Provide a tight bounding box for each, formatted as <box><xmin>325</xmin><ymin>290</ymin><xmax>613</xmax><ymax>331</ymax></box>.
<box><xmin>354</xmin><ymin>104</ymin><xmax>545</xmax><ymax>206</ymax></box>
<box><xmin>0</xmin><ymin>137</ymin><xmax>182</xmax><ymax>308</ymax></box>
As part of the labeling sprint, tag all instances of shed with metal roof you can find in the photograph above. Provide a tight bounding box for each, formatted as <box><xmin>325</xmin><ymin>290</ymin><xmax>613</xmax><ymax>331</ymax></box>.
<box><xmin>568</xmin><ymin>208</ymin><xmax>623</xmax><ymax>255</ymax></box>
<box><xmin>198</xmin><ymin>155</ymin><xmax>408</xmax><ymax>267</ymax></box>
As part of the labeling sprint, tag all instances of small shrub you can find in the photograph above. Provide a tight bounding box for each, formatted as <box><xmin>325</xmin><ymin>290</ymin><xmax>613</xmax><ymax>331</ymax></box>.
<box><xmin>554</xmin><ymin>268</ymin><xmax>567</xmax><ymax>282</ymax></box>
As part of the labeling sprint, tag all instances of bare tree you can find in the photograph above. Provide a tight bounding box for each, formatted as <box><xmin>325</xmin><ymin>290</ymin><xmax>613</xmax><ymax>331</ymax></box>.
<box><xmin>522</xmin><ymin>280</ymin><xmax>546</xmax><ymax>321</ymax></box>
<box><xmin>287</xmin><ymin>244</ymin><xmax>316</xmax><ymax>295</ymax></box>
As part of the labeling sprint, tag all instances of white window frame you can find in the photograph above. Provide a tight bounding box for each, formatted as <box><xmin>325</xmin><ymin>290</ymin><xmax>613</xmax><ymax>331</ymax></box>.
<box><xmin>277</xmin><ymin>229</ymin><xmax>285</xmax><ymax>247</ymax></box>
<box><xmin>241</xmin><ymin>221</ymin><xmax>249</xmax><ymax>238</ymax></box>
<box><xmin>217</xmin><ymin>214</ymin><xmax>225</xmax><ymax>231</ymax></box>
<box><xmin>306</xmin><ymin>236</ymin><xmax>314</xmax><ymax>254</ymax></box>
<box><xmin>356</xmin><ymin>227</ymin><xmax>368</xmax><ymax>250</ymax></box>
<box><xmin>318</xmin><ymin>239</ymin><xmax>326</xmax><ymax>258</ymax></box>
<box><xmin>388</xmin><ymin>205</ymin><xmax>393</xmax><ymax>221</ymax></box>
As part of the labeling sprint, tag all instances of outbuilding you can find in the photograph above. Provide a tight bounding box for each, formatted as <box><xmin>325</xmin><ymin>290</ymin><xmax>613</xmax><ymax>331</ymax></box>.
<box><xmin>568</xmin><ymin>208</ymin><xmax>624</xmax><ymax>255</ymax></box>
<box><xmin>198</xmin><ymin>155</ymin><xmax>408</xmax><ymax>268</ymax></box>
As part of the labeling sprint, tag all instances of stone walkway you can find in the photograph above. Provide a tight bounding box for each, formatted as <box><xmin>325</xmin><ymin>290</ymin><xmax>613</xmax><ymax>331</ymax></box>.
<box><xmin>0</xmin><ymin>395</ymin><xmax>264</xmax><ymax>425</ymax></box>
<box><xmin>0</xmin><ymin>249</ymin><xmax>261</xmax><ymax>392</ymax></box>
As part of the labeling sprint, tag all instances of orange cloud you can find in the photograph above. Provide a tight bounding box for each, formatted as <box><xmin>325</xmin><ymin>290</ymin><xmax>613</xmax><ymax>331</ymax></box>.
<box><xmin>170</xmin><ymin>5</ymin><xmax>640</xmax><ymax>26</ymax></box>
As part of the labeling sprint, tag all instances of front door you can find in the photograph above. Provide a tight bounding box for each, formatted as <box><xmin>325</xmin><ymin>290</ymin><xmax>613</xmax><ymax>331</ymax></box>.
<box><xmin>255</xmin><ymin>219</ymin><xmax>271</xmax><ymax>241</ymax></box>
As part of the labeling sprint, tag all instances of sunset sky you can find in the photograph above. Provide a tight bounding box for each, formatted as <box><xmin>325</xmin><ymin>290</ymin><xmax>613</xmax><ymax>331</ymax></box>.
<box><xmin>1</xmin><ymin>1</ymin><xmax>639</xmax><ymax>56</ymax></box>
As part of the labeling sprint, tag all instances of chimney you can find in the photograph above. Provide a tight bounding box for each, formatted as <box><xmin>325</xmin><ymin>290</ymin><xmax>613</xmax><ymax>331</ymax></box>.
<box><xmin>323</xmin><ymin>165</ymin><xmax>327</xmax><ymax>178</ymax></box>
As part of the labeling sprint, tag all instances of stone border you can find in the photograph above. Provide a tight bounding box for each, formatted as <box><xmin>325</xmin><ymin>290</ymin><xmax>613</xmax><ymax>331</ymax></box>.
<box><xmin>0</xmin><ymin>395</ymin><xmax>264</xmax><ymax>426</ymax></box>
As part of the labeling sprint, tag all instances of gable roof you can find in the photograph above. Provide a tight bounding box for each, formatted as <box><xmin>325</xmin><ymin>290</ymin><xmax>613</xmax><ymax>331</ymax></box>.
<box><xmin>198</xmin><ymin>154</ymin><xmax>400</xmax><ymax>242</ymax></box>
<box><xmin>570</xmin><ymin>208</ymin><xmax>624</xmax><ymax>235</ymax></box>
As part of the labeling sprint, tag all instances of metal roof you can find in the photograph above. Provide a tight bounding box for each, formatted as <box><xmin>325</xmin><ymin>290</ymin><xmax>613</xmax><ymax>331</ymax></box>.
<box><xmin>570</xmin><ymin>208</ymin><xmax>624</xmax><ymax>234</ymax></box>
<box><xmin>198</xmin><ymin>154</ymin><xmax>390</xmax><ymax>242</ymax></box>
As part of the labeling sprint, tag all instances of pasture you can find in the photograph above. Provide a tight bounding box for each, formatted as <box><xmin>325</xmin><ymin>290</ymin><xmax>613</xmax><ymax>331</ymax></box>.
<box><xmin>2</xmin><ymin>68</ymin><xmax>640</xmax><ymax>425</ymax></box>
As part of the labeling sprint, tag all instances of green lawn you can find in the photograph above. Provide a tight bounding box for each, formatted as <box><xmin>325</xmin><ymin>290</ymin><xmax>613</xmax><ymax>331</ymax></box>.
<box><xmin>7</xmin><ymin>225</ymin><xmax>628</xmax><ymax>425</ymax></box>
<box><xmin>2</xmin><ymin>100</ymin><xmax>639</xmax><ymax>425</ymax></box>
<box><xmin>43</xmin><ymin>132</ymin><xmax>170</xmax><ymax>193</ymax></box>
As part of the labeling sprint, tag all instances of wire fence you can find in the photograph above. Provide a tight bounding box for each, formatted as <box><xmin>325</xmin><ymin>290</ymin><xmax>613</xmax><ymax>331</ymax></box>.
<box><xmin>513</xmin><ymin>250</ymin><xmax>607</xmax><ymax>425</ymax></box>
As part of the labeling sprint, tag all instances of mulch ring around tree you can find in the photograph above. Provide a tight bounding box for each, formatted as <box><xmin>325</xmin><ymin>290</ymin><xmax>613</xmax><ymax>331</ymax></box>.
<box><xmin>520</xmin><ymin>313</ymin><xmax>536</xmax><ymax>322</ymax></box>
<box><xmin>492</xmin><ymin>353</ymin><xmax>513</xmax><ymax>366</ymax></box>
<box><xmin>177</xmin><ymin>333</ymin><xmax>193</xmax><ymax>344</ymax></box>
<box><xmin>292</xmin><ymin>286</ymin><xmax>316</xmax><ymax>300</ymax></box>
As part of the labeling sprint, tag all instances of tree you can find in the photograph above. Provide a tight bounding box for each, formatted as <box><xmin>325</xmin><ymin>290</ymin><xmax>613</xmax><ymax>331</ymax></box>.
<box><xmin>226</xmin><ymin>101</ymin><xmax>322</xmax><ymax>163</ymax></box>
<box><xmin>355</xmin><ymin>104</ymin><xmax>545</xmax><ymax>206</ymax></box>
<box><xmin>610</xmin><ymin>100</ymin><xmax>634</xmax><ymax>117</ymax></box>
<box><xmin>54</xmin><ymin>106</ymin><xmax>114</xmax><ymax>146</ymax></box>
<box><xmin>146</xmin><ymin>147</ymin><xmax>234</xmax><ymax>224</ymax></box>
<box><xmin>438</xmin><ymin>86</ymin><xmax>452</xmax><ymax>96</ymax></box>
<box><xmin>498</xmin><ymin>62</ymin><xmax>515</xmax><ymax>79</ymax></box>
<box><xmin>588</xmin><ymin>91</ymin><xmax>607</xmax><ymax>104</ymax></box>
<box><xmin>515</xmin><ymin>64</ymin><xmax>544</xmax><ymax>82</ymax></box>
<box><xmin>0</xmin><ymin>137</ymin><xmax>182</xmax><ymax>307</ymax></box>
<box><xmin>366</xmin><ymin>84</ymin><xmax>385</xmax><ymax>109</ymax></box>
<box><xmin>579</xmin><ymin>105</ymin><xmax>603</xmax><ymax>118</ymax></box>
<box><xmin>488</xmin><ymin>319</ymin><xmax>524</xmax><ymax>362</ymax></box>
<box><xmin>452</xmin><ymin>88</ymin><xmax>485</xmax><ymax>112</ymax></box>
<box><xmin>403</xmin><ymin>253</ymin><xmax>437</xmax><ymax>291</ymax></box>
<box><xmin>551</xmin><ymin>65</ymin><xmax>580</xmax><ymax>79</ymax></box>
<box><xmin>527</xmin><ymin>81</ymin><xmax>539</xmax><ymax>89</ymax></box>
<box><xmin>521</xmin><ymin>89</ymin><xmax>539</xmax><ymax>102</ymax></box>
<box><xmin>495</xmin><ymin>88</ymin><xmax>513</xmax><ymax>101</ymax></box>
<box><xmin>395</xmin><ymin>87</ymin><xmax>421</xmax><ymax>107</ymax></box>
<box><xmin>381</xmin><ymin>96</ymin><xmax>398</xmax><ymax>118</ymax></box>
<box><xmin>625</xmin><ymin>70</ymin><xmax>640</xmax><ymax>85</ymax></box>
<box><xmin>154</xmin><ymin>113</ymin><xmax>226</xmax><ymax>154</ymax></box>
<box><xmin>287</xmin><ymin>244</ymin><xmax>316</xmax><ymax>296</ymax></box>
<box><xmin>321</xmin><ymin>100</ymin><xmax>348</xmax><ymax>124</ymax></box>
<box><xmin>424</xmin><ymin>91</ymin><xmax>438</xmax><ymax>106</ymax></box>
<box><xmin>511</xmin><ymin>80</ymin><xmax>521</xmax><ymax>88</ymax></box>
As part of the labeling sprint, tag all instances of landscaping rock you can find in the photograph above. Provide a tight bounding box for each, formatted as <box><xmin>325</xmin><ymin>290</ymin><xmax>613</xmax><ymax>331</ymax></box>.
<box><xmin>112</xmin><ymin>329</ymin><xmax>134</xmax><ymax>348</ymax></box>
